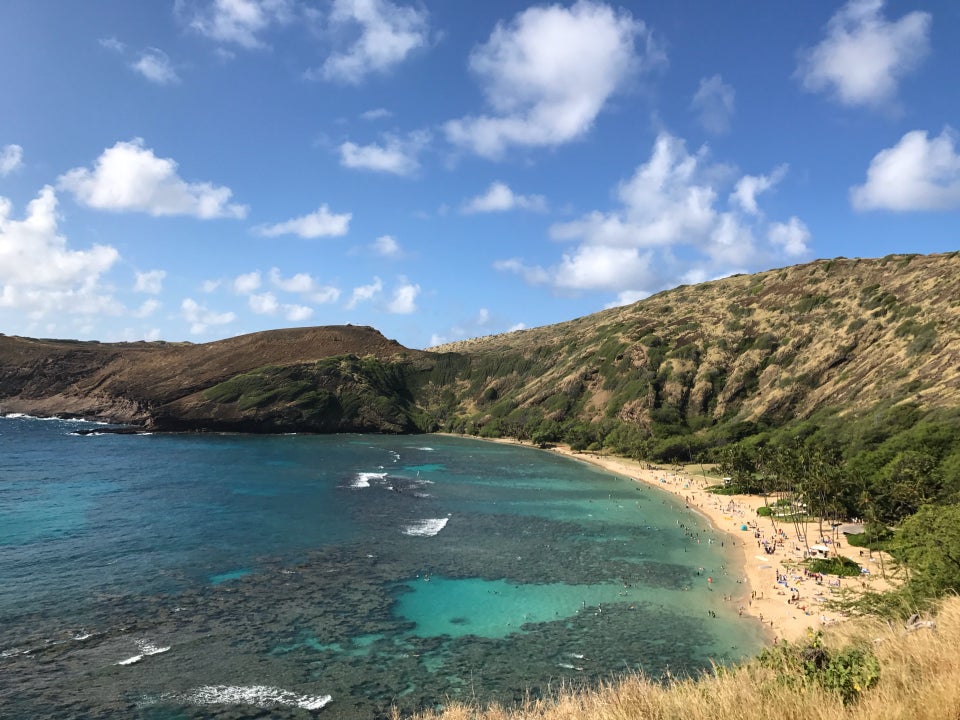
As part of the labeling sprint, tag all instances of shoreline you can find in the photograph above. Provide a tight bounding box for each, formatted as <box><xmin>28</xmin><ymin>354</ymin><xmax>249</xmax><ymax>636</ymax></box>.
<box><xmin>466</xmin><ymin>435</ymin><xmax>895</xmax><ymax>644</ymax></box>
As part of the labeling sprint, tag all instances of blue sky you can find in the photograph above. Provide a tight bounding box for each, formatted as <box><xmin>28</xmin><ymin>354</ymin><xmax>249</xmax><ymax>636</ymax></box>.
<box><xmin>1</xmin><ymin>1</ymin><xmax>958</xmax><ymax>349</ymax></box>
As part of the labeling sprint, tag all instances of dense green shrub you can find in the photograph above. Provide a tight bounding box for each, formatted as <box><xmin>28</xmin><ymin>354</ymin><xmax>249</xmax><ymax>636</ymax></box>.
<box><xmin>759</xmin><ymin>631</ymin><xmax>880</xmax><ymax>704</ymax></box>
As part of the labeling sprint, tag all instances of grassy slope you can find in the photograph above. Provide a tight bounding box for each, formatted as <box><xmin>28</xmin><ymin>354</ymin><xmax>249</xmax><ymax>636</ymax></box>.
<box><xmin>409</xmin><ymin>597</ymin><xmax>960</xmax><ymax>720</ymax></box>
<box><xmin>421</xmin><ymin>253</ymin><xmax>960</xmax><ymax>458</ymax></box>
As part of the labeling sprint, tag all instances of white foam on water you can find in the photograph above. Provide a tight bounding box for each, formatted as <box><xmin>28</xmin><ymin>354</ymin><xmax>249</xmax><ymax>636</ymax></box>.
<box><xmin>183</xmin><ymin>685</ymin><xmax>332</xmax><ymax>711</ymax></box>
<box><xmin>116</xmin><ymin>639</ymin><xmax>170</xmax><ymax>665</ymax></box>
<box><xmin>352</xmin><ymin>471</ymin><xmax>387</xmax><ymax>488</ymax></box>
<box><xmin>402</xmin><ymin>517</ymin><xmax>449</xmax><ymax>537</ymax></box>
<box><xmin>73</xmin><ymin>632</ymin><xmax>92</xmax><ymax>641</ymax></box>
<box><xmin>1</xmin><ymin>413</ymin><xmax>108</xmax><ymax>424</ymax></box>
<box><xmin>138</xmin><ymin>640</ymin><xmax>170</xmax><ymax>656</ymax></box>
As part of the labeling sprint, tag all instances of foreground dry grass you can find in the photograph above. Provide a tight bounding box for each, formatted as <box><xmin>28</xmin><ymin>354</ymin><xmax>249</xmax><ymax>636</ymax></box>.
<box><xmin>403</xmin><ymin>597</ymin><xmax>960</xmax><ymax>720</ymax></box>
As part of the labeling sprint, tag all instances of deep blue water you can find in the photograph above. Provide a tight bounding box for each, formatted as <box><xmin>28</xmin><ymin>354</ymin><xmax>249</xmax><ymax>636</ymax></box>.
<box><xmin>0</xmin><ymin>416</ymin><xmax>765</xmax><ymax>719</ymax></box>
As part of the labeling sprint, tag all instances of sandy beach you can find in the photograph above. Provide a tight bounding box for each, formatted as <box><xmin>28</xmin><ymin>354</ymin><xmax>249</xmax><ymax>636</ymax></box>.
<box><xmin>476</xmin><ymin>436</ymin><xmax>896</xmax><ymax>644</ymax></box>
<box><xmin>550</xmin><ymin>446</ymin><xmax>898</xmax><ymax>643</ymax></box>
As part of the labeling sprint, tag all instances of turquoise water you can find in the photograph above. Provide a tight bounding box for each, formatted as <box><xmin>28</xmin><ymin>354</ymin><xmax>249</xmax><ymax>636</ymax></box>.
<box><xmin>0</xmin><ymin>416</ymin><xmax>766</xmax><ymax>719</ymax></box>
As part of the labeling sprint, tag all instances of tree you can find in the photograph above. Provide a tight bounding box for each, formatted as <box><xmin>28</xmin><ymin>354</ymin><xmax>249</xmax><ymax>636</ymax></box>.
<box><xmin>894</xmin><ymin>502</ymin><xmax>960</xmax><ymax>596</ymax></box>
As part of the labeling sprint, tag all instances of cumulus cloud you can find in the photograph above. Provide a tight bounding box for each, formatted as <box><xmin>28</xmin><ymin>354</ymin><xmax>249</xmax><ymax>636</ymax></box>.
<box><xmin>132</xmin><ymin>48</ymin><xmax>180</xmax><ymax>84</ymax></box>
<box><xmin>268</xmin><ymin>267</ymin><xmax>341</xmax><ymax>304</ymax></box>
<box><xmin>372</xmin><ymin>234</ymin><xmax>400</xmax><ymax>256</ymax></box>
<box><xmin>98</xmin><ymin>36</ymin><xmax>126</xmax><ymax>53</ymax></box>
<box><xmin>387</xmin><ymin>279</ymin><xmax>420</xmax><ymax>314</ymax></box>
<box><xmin>181</xmin><ymin>297</ymin><xmax>236</xmax><ymax>334</ymax></box>
<box><xmin>179</xmin><ymin>0</ymin><xmax>293</xmax><ymax>49</ymax></box>
<box><xmin>797</xmin><ymin>0</ymin><xmax>931</xmax><ymax>108</ymax></box>
<box><xmin>269</xmin><ymin>267</ymin><xmax>312</xmax><ymax>293</ymax></box>
<box><xmin>285</xmin><ymin>304</ymin><xmax>313</xmax><ymax>322</ymax></box>
<box><xmin>691</xmin><ymin>75</ymin><xmax>735</xmax><ymax>135</ymax></box>
<box><xmin>338</xmin><ymin>131</ymin><xmax>429</xmax><ymax>175</ymax></box>
<box><xmin>730</xmin><ymin>165</ymin><xmax>788</xmax><ymax>215</ymax></box>
<box><xmin>462</xmin><ymin>181</ymin><xmax>546</xmax><ymax>213</ymax></box>
<box><xmin>255</xmin><ymin>205</ymin><xmax>352</xmax><ymax>238</ymax></box>
<box><xmin>248</xmin><ymin>291</ymin><xmax>279</xmax><ymax>314</ymax></box>
<box><xmin>769</xmin><ymin>217</ymin><xmax>811</xmax><ymax>256</ymax></box>
<box><xmin>311</xmin><ymin>0</ymin><xmax>429</xmax><ymax>84</ymax></box>
<box><xmin>233</xmin><ymin>270</ymin><xmax>262</xmax><ymax>294</ymax></box>
<box><xmin>497</xmin><ymin>132</ymin><xmax>810</xmax><ymax>302</ymax></box>
<box><xmin>133</xmin><ymin>298</ymin><xmax>162</xmax><ymax>318</ymax></box>
<box><xmin>1</xmin><ymin>144</ymin><xmax>23</xmax><ymax>176</ymax></box>
<box><xmin>0</xmin><ymin>187</ymin><xmax>121</xmax><ymax>320</ymax></box>
<box><xmin>58</xmin><ymin>139</ymin><xmax>247</xmax><ymax>219</ymax></box>
<box><xmin>444</xmin><ymin>1</ymin><xmax>662</xmax><ymax>158</ymax></box>
<box><xmin>345</xmin><ymin>276</ymin><xmax>382</xmax><ymax>309</ymax></box>
<box><xmin>360</xmin><ymin>107</ymin><xmax>392</xmax><ymax>121</ymax></box>
<box><xmin>134</xmin><ymin>269</ymin><xmax>166</xmax><ymax>294</ymax></box>
<box><xmin>851</xmin><ymin>129</ymin><xmax>960</xmax><ymax>211</ymax></box>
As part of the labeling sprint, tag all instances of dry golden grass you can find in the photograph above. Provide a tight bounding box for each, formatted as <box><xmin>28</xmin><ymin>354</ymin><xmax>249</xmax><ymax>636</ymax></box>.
<box><xmin>403</xmin><ymin>596</ymin><xmax>960</xmax><ymax>720</ymax></box>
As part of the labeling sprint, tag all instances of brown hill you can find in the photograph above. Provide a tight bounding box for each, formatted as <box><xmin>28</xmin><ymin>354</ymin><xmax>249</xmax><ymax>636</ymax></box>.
<box><xmin>0</xmin><ymin>325</ymin><xmax>421</xmax><ymax>428</ymax></box>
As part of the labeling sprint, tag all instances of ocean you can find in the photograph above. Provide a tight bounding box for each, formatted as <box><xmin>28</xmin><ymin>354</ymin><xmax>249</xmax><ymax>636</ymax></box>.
<box><xmin>0</xmin><ymin>416</ymin><xmax>766</xmax><ymax>719</ymax></box>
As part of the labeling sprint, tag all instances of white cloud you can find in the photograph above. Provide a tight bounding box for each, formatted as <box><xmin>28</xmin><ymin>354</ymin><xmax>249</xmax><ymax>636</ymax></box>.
<box><xmin>345</xmin><ymin>276</ymin><xmax>382</xmax><ymax>309</ymax></box>
<box><xmin>181</xmin><ymin>297</ymin><xmax>236</xmax><ymax>334</ymax></box>
<box><xmin>233</xmin><ymin>270</ymin><xmax>261</xmax><ymax>294</ymax></box>
<box><xmin>313</xmin><ymin>0</ymin><xmax>429</xmax><ymax>84</ymax></box>
<box><xmin>309</xmin><ymin>286</ymin><xmax>341</xmax><ymax>304</ymax></box>
<box><xmin>372</xmin><ymin>234</ymin><xmax>400</xmax><ymax>256</ymax></box>
<box><xmin>462</xmin><ymin>181</ymin><xmax>546</xmax><ymax>213</ymax></box>
<box><xmin>360</xmin><ymin>107</ymin><xmax>392</xmax><ymax>121</ymax></box>
<box><xmin>134</xmin><ymin>269</ymin><xmax>166</xmax><ymax>294</ymax></box>
<box><xmin>387</xmin><ymin>280</ymin><xmax>420</xmax><ymax>314</ymax></box>
<box><xmin>180</xmin><ymin>0</ymin><xmax>293</xmax><ymax>49</ymax></box>
<box><xmin>99</xmin><ymin>36</ymin><xmax>126</xmax><ymax>53</ymax></box>
<box><xmin>605</xmin><ymin>290</ymin><xmax>649</xmax><ymax>309</ymax></box>
<box><xmin>492</xmin><ymin>258</ymin><xmax>550</xmax><ymax>285</ymax></box>
<box><xmin>201</xmin><ymin>278</ymin><xmax>222</xmax><ymax>293</ymax></box>
<box><xmin>769</xmin><ymin>217</ymin><xmax>811</xmax><ymax>257</ymax></box>
<box><xmin>58</xmin><ymin>138</ymin><xmax>247</xmax><ymax>219</ymax></box>
<box><xmin>255</xmin><ymin>205</ymin><xmax>352</xmax><ymax>238</ymax></box>
<box><xmin>338</xmin><ymin>131</ymin><xmax>429</xmax><ymax>176</ymax></box>
<box><xmin>691</xmin><ymin>75</ymin><xmax>734</xmax><ymax>135</ymax></box>
<box><xmin>249</xmin><ymin>291</ymin><xmax>279</xmax><ymax>314</ymax></box>
<box><xmin>284</xmin><ymin>304</ymin><xmax>313</xmax><ymax>322</ymax></box>
<box><xmin>1</xmin><ymin>144</ymin><xmax>23</xmax><ymax>176</ymax></box>
<box><xmin>444</xmin><ymin>1</ymin><xmax>662</xmax><ymax>158</ymax></box>
<box><xmin>0</xmin><ymin>187</ymin><xmax>120</xmax><ymax>319</ymax></box>
<box><xmin>730</xmin><ymin>164</ymin><xmax>788</xmax><ymax>215</ymax></box>
<box><xmin>551</xmin><ymin>133</ymin><xmax>717</xmax><ymax>249</ymax></box>
<box><xmin>268</xmin><ymin>267</ymin><xmax>341</xmax><ymax>304</ymax></box>
<box><xmin>132</xmin><ymin>48</ymin><xmax>180</xmax><ymax>85</ymax></box>
<box><xmin>133</xmin><ymin>298</ymin><xmax>162</xmax><ymax>318</ymax></box>
<box><xmin>554</xmin><ymin>245</ymin><xmax>655</xmax><ymax>291</ymax></box>
<box><xmin>797</xmin><ymin>0</ymin><xmax>931</xmax><ymax>108</ymax></box>
<box><xmin>498</xmin><ymin>132</ymin><xmax>810</xmax><ymax>301</ymax></box>
<box><xmin>851</xmin><ymin>128</ymin><xmax>960</xmax><ymax>211</ymax></box>
<box><xmin>269</xmin><ymin>267</ymin><xmax>313</xmax><ymax>293</ymax></box>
